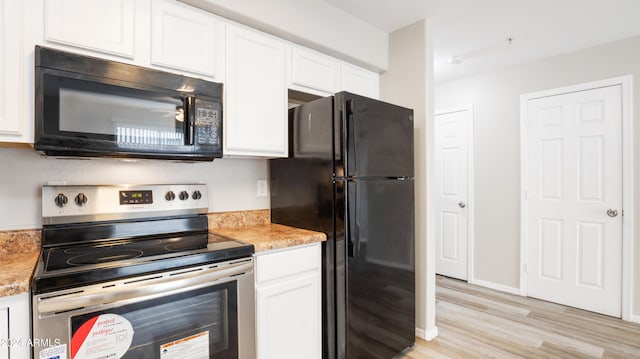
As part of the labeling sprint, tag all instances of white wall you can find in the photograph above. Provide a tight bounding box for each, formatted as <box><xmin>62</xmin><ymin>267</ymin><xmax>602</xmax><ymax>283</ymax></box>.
<box><xmin>380</xmin><ymin>19</ymin><xmax>436</xmax><ymax>339</ymax></box>
<box><xmin>0</xmin><ymin>148</ymin><xmax>269</xmax><ymax>230</ymax></box>
<box><xmin>181</xmin><ymin>0</ymin><xmax>388</xmax><ymax>71</ymax></box>
<box><xmin>435</xmin><ymin>35</ymin><xmax>640</xmax><ymax>317</ymax></box>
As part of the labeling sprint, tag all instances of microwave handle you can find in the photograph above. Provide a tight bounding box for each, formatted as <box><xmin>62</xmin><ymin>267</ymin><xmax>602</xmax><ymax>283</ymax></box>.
<box><xmin>185</xmin><ymin>97</ymin><xmax>195</xmax><ymax>145</ymax></box>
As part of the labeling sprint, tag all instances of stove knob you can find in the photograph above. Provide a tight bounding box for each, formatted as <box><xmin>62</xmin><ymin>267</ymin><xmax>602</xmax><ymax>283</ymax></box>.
<box><xmin>179</xmin><ymin>190</ymin><xmax>189</xmax><ymax>201</ymax></box>
<box><xmin>192</xmin><ymin>190</ymin><xmax>202</xmax><ymax>200</ymax></box>
<box><xmin>75</xmin><ymin>193</ymin><xmax>88</xmax><ymax>206</ymax></box>
<box><xmin>54</xmin><ymin>193</ymin><xmax>68</xmax><ymax>208</ymax></box>
<box><xmin>165</xmin><ymin>191</ymin><xmax>176</xmax><ymax>201</ymax></box>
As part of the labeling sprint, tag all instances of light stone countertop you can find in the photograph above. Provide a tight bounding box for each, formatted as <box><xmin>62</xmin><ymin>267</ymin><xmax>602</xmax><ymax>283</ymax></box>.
<box><xmin>207</xmin><ymin>209</ymin><xmax>326</xmax><ymax>252</ymax></box>
<box><xmin>209</xmin><ymin>223</ymin><xmax>326</xmax><ymax>252</ymax></box>
<box><xmin>0</xmin><ymin>230</ymin><xmax>40</xmax><ymax>297</ymax></box>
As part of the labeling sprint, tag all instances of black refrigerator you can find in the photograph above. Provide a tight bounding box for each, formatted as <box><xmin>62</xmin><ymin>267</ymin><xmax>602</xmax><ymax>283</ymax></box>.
<box><xmin>270</xmin><ymin>92</ymin><xmax>415</xmax><ymax>359</ymax></box>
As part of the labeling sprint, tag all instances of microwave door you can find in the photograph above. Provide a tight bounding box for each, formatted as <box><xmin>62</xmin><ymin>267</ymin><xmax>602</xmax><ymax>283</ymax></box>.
<box><xmin>34</xmin><ymin>46</ymin><xmax>223</xmax><ymax>161</ymax></box>
<box><xmin>51</xmin><ymin>78</ymin><xmax>188</xmax><ymax>146</ymax></box>
<box><xmin>36</xmin><ymin>72</ymin><xmax>200</xmax><ymax>159</ymax></box>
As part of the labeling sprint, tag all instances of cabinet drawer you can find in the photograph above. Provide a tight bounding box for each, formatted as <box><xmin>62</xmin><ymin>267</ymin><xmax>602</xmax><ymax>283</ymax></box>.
<box><xmin>255</xmin><ymin>244</ymin><xmax>320</xmax><ymax>283</ymax></box>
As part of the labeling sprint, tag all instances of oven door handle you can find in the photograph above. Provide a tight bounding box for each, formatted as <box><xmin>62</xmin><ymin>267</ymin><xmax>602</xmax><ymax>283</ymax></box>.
<box><xmin>37</xmin><ymin>260</ymin><xmax>252</xmax><ymax>315</ymax></box>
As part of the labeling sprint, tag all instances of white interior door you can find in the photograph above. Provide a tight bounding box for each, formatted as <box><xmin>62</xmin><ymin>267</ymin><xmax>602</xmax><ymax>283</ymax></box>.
<box><xmin>525</xmin><ymin>85</ymin><xmax>622</xmax><ymax>317</ymax></box>
<box><xmin>435</xmin><ymin>107</ymin><xmax>471</xmax><ymax>280</ymax></box>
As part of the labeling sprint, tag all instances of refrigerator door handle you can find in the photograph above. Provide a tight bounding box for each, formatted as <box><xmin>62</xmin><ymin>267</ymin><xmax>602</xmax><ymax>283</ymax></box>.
<box><xmin>347</xmin><ymin>180</ymin><xmax>358</xmax><ymax>258</ymax></box>
<box><xmin>346</xmin><ymin>99</ymin><xmax>356</xmax><ymax>177</ymax></box>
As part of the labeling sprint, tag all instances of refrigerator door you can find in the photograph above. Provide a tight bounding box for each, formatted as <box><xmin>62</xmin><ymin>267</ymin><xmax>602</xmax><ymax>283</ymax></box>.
<box><xmin>340</xmin><ymin>178</ymin><xmax>415</xmax><ymax>358</ymax></box>
<box><xmin>336</xmin><ymin>92</ymin><xmax>414</xmax><ymax>179</ymax></box>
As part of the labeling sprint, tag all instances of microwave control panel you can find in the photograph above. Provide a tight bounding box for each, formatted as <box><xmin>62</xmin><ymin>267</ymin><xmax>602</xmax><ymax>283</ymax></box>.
<box><xmin>194</xmin><ymin>99</ymin><xmax>221</xmax><ymax>147</ymax></box>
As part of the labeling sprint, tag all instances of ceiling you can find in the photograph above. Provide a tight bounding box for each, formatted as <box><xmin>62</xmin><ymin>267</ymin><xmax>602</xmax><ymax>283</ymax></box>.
<box><xmin>324</xmin><ymin>0</ymin><xmax>640</xmax><ymax>83</ymax></box>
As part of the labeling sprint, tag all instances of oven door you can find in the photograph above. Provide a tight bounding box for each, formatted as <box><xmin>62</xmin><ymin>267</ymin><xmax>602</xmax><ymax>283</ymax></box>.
<box><xmin>33</xmin><ymin>259</ymin><xmax>255</xmax><ymax>359</ymax></box>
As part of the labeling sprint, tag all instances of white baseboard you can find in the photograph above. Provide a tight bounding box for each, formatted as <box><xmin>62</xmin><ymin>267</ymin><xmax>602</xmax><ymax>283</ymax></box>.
<box><xmin>470</xmin><ymin>278</ymin><xmax>521</xmax><ymax>296</ymax></box>
<box><xmin>415</xmin><ymin>326</ymin><xmax>439</xmax><ymax>341</ymax></box>
<box><xmin>631</xmin><ymin>314</ymin><xmax>640</xmax><ymax>324</ymax></box>
<box><xmin>424</xmin><ymin>327</ymin><xmax>438</xmax><ymax>341</ymax></box>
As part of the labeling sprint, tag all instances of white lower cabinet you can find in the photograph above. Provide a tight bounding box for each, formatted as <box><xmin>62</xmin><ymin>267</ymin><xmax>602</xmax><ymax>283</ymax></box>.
<box><xmin>0</xmin><ymin>305</ymin><xmax>7</xmax><ymax>359</ymax></box>
<box><xmin>255</xmin><ymin>243</ymin><xmax>321</xmax><ymax>359</ymax></box>
<box><xmin>0</xmin><ymin>293</ymin><xmax>30</xmax><ymax>359</ymax></box>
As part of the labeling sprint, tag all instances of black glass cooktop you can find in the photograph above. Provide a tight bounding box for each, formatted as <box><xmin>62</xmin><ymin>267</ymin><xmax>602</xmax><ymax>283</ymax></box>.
<box><xmin>43</xmin><ymin>234</ymin><xmax>208</xmax><ymax>271</ymax></box>
<box><xmin>33</xmin><ymin>239</ymin><xmax>254</xmax><ymax>295</ymax></box>
<box><xmin>32</xmin><ymin>214</ymin><xmax>254</xmax><ymax>294</ymax></box>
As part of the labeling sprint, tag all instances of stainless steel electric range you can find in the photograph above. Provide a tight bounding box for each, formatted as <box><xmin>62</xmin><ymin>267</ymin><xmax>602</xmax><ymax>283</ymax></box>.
<box><xmin>31</xmin><ymin>184</ymin><xmax>255</xmax><ymax>359</ymax></box>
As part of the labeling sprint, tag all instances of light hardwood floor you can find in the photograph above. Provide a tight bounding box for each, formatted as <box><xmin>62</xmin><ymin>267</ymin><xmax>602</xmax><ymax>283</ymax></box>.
<box><xmin>398</xmin><ymin>275</ymin><xmax>640</xmax><ymax>358</ymax></box>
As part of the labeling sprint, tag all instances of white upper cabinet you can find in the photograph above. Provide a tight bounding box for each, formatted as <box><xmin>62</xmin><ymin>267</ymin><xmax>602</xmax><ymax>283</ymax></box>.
<box><xmin>225</xmin><ymin>24</ymin><xmax>287</xmax><ymax>157</ymax></box>
<box><xmin>289</xmin><ymin>46</ymin><xmax>339</xmax><ymax>96</ymax></box>
<box><xmin>287</xmin><ymin>44</ymin><xmax>380</xmax><ymax>99</ymax></box>
<box><xmin>0</xmin><ymin>0</ymin><xmax>27</xmax><ymax>142</ymax></box>
<box><xmin>340</xmin><ymin>62</ymin><xmax>380</xmax><ymax>99</ymax></box>
<box><xmin>151</xmin><ymin>0</ymin><xmax>224</xmax><ymax>79</ymax></box>
<box><xmin>45</xmin><ymin>0</ymin><xmax>135</xmax><ymax>58</ymax></box>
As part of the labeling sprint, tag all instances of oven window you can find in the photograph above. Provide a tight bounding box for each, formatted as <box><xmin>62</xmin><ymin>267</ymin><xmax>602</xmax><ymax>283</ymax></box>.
<box><xmin>70</xmin><ymin>282</ymin><xmax>238</xmax><ymax>359</ymax></box>
<box><xmin>44</xmin><ymin>75</ymin><xmax>187</xmax><ymax>146</ymax></box>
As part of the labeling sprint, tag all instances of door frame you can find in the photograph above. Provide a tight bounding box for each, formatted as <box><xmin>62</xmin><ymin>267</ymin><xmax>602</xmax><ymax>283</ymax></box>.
<box><xmin>519</xmin><ymin>75</ymin><xmax>634</xmax><ymax>321</ymax></box>
<box><xmin>433</xmin><ymin>105</ymin><xmax>475</xmax><ymax>282</ymax></box>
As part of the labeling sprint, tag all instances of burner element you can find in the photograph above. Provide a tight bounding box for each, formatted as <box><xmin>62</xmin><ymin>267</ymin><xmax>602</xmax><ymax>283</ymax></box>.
<box><xmin>67</xmin><ymin>249</ymin><xmax>144</xmax><ymax>266</ymax></box>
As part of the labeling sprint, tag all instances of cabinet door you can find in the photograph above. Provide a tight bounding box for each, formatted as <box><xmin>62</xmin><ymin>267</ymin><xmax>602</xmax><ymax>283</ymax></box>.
<box><xmin>151</xmin><ymin>0</ymin><xmax>223</xmax><ymax>79</ymax></box>
<box><xmin>256</xmin><ymin>273</ymin><xmax>321</xmax><ymax>359</ymax></box>
<box><xmin>290</xmin><ymin>46</ymin><xmax>338</xmax><ymax>96</ymax></box>
<box><xmin>225</xmin><ymin>25</ymin><xmax>287</xmax><ymax>157</ymax></box>
<box><xmin>0</xmin><ymin>0</ymin><xmax>26</xmax><ymax>142</ymax></box>
<box><xmin>0</xmin><ymin>294</ymin><xmax>29</xmax><ymax>359</ymax></box>
<box><xmin>45</xmin><ymin>0</ymin><xmax>135</xmax><ymax>58</ymax></box>
<box><xmin>340</xmin><ymin>63</ymin><xmax>380</xmax><ymax>99</ymax></box>
<box><xmin>0</xmin><ymin>306</ymin><xmax>7</xmax><ymax>359</ymax></box>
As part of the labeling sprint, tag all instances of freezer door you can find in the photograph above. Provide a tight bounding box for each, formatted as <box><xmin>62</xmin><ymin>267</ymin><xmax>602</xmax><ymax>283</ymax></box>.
<box><xmin>340</xmin><ymin>178</ymin><xmax>415</xmax><ymax>358</ymax></box>
<box><xmin>338</xmin><ymin>93</ymin><xmax>414</xmax><ymax>178</ymax></box>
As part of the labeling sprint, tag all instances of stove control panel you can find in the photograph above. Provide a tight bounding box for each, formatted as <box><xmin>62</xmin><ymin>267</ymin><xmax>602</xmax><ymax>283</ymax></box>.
<box><xmin>119</xmin><ymin>190</ymin><xmax>153</xmax><ymax>205</ymax></box>
<box><xmin>42</xmin><ymin>184</ymin><xmax>208</xmax><ymax>224</ymax></box>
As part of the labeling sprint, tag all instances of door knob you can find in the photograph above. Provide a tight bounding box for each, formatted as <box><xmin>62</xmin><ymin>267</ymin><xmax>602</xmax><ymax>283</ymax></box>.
<box><xmin>458</xmin><ymin>202</ymin><xmax>466</xmax><ymax>208</ymax></box>
<box><xmin>607</xmin><ymin>209</ymin><xmax>618</xmax><ymax>217</ymax></box>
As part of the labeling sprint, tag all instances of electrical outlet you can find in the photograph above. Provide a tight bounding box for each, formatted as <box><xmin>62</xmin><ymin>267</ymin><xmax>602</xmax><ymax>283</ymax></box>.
<box><xmin>256</xmin><ymin>179</ymin><xmax>268</xmax><ymax>197</ymax></box>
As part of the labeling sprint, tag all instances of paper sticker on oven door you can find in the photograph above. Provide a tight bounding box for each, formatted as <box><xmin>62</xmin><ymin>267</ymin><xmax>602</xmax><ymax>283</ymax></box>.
<box><xmin>39</xmin><ymin>344</ymin><xmax>67</xmax><ymax>359</ymax></box>
<box><xmin>160</xmin><ymin>331</ymin><xmax>209</xmax><ymax>359</ymax></box>
<box><xmin>71</xmin><ymin>314</ymin><xmax>134</xmax><ymax>359</ymax></box>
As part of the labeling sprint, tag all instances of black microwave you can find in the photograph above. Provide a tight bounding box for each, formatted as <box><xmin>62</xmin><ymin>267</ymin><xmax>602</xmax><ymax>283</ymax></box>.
<box><xmin>34</xmin><ymin>46</ymin><xmax>223</xmax><ymax>161</ymax></box>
